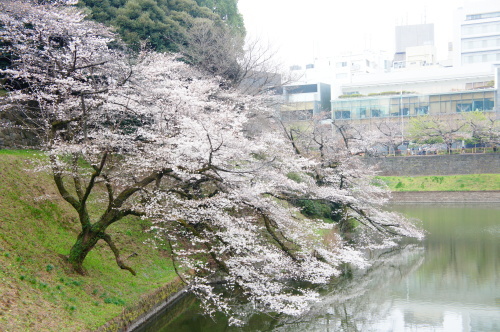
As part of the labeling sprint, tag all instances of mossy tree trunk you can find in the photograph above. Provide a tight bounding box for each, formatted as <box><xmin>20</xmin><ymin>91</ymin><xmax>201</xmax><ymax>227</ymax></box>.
<box><xmin>68</xmin><ymin>225</ymin><xmax>103</xmax><ymax>275</ymax></box>
<box><xmin>50</xmin><ymin>151</ymin><xmax>169</xmax><ymax>275</ymax></box>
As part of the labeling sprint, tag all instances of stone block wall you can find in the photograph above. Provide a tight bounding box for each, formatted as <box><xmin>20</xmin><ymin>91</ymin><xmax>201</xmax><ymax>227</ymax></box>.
<box><xmin>0</xmin><ymin>127</ymin><xmax>39</xmax><ymax>149</ymax></box>
<box><xmin>363</xmin><ymin>154</ymin><xmax>500</xmax><ymax>176</ymax></box>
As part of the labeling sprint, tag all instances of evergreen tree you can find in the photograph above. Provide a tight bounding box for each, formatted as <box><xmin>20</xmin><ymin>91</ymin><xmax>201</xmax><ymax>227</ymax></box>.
<box><xmin>78</xmin><ymin>0</ymin><xmax>242</xmax><ymax>52</ymax></box>
<box><xmin>194</xmin><ymin>0</ymin><xmax>245</xmax><ymax>34</ymax></box>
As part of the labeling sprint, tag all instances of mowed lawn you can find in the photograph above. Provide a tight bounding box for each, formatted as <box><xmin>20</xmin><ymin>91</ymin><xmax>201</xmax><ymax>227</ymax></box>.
<box><xmin>376</xmin><ymin>174</ymin><xmax>500</xmax><ymax>192</ymax></box>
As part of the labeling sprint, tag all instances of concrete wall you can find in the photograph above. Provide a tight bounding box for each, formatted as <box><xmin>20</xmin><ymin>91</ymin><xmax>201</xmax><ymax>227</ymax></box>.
<box><xmin>364</xmin><ymin>153</ymin><xmax>500</xmax><ymax>176</ymax></box>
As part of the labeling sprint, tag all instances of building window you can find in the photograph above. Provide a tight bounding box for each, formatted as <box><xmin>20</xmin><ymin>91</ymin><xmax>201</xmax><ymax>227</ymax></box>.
<box><xmin>456</xmin><ymin>103</ymin><xmax>472</xmax><ymax>112</ymax></box>
<box><xmin>415</xmin><ymin>106</ymin><xmax>428</xmax><ymax>115</ymax></box>
<box><xmin>466</xmin><ymin>81</ymin><xmax>492</xmax><ymax>89</ymax></box>
<box><xmin>336</xmin><ymin>62</ymin><xmax>348</xmax><ymax>68</ymax></box>
<box><xmin>466</xmin><ymin>11</ymin><xmax>500</xmax><ymax>21</ymax></box>
<box><xmin>484</xmin><ymin>98</ymin><xmax>494</xmax><ymax>110</ymax></box>
<box><xmin>371</xmin><ymin>109</ymin><xmax>382</xmax><ymax>117</ymax></box>
<box><xmin>334</xmin><ymin>111</ymin><xmax>351</xmax><ymax>119</ymax></box>
<box><xmin>472</xmin><ymin>100</ymin><xmax>484</xmax><ymax>111</ymax></box>
<box><xmin>466</xmin><ymin>14</ymin><xmax>481</xmax><ymax>20</ymax></box>
<box><xmin>285</xmin><ymin>84</ymin><xmax>318</xmax><ymax>94</ymax></box>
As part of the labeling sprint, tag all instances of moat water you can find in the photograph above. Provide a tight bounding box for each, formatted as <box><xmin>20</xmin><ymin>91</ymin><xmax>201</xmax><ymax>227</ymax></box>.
<box><xmin>135</xmin><ymin>203</ymin><xmax>500</xmax><ymax>332</ymax></box>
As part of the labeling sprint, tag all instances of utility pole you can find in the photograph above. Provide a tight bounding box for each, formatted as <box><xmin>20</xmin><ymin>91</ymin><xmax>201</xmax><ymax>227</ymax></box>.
<box><xmin>400</xmin><ymin>87</ymin><xmax>404</xmax><ymax>148</ymax></box>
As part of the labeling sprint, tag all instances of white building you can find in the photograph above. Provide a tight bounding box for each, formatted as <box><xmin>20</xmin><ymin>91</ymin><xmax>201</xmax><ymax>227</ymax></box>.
<box><xmin>331</xmin><ymin>63</ymin><xmax>499</xmax><ymax>121</ymax></box>
<box><xmin>453</xmin><ymin>0</ymin><xmax>500</xmax><ymax>66</ymax></box>
<box><xmin>289</xmin><ymin>50</ymin><xmax>391</xmax><ymax>84</ymax></box>
<box><xmin>339</xmin><ymin>63</ymin><xmax>495</xmax><ymax>97</ymax></box>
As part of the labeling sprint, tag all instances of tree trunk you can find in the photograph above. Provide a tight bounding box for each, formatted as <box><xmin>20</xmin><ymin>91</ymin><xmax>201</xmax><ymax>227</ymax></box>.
<box><xmin>68</xmin><ymin>226</ymin><xmax>103</xmax><ymax>275</ymax></box>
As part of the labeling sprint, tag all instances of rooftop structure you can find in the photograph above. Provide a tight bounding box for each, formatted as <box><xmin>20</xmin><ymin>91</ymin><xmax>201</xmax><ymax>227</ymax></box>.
<box><xmin>393</xmin><ymin>24</ymin><xmax>436</xmax><ymax>70</ymax></box>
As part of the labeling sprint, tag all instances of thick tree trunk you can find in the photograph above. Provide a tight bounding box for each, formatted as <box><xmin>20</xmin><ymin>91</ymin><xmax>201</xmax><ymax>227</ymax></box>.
<box><xmin>68</xmin><ymin>224</ymin><xmax>137</xmax><ymax>275</ymax></box>
<box><xmin>68</xmin><ymin>227</ymin><xmax>102</xmax><ymax>275</ymax></box>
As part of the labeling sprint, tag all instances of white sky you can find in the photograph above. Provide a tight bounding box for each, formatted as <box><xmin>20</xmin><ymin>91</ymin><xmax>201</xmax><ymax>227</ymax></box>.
<box><xmin>238</xmin><ymin>0</ymin><xmax>483</xmax><ymax>66</ymax></box>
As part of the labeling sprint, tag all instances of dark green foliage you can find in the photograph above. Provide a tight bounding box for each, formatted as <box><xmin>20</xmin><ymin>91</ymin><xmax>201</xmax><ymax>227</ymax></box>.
<box><xmin>294</xmin><ymin>199</ymin><xmax>342</xmax><ymax>223</ymax></box>
<box><xmin>78</xmin><ymin>0</ymin><xmax>243</xmax><ymax>52</ymax></box>
<box><xmin>0</xmin><ymin>32</ymin><xmax>14</xmax><ymax>72</ymax></box>
<box><xmin>194</xmin><ymin>0</ymin><xmax>244</xmax><ymax>34</ymax></box>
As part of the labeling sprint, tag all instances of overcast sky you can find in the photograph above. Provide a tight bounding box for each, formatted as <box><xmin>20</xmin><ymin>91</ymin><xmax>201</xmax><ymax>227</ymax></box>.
<box><xmin>238</xmin><ymin>0</ymin><xmax>484</xmax><ymax>65</ymax></box>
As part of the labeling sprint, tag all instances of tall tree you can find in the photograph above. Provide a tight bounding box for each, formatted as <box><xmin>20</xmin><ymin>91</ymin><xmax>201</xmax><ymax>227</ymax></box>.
<box><xmin>78</xmin><ymin>0</ymin><xmax>239</xmax><ymax>52</ymax></box>
<box><xmin>194</xmin><ymin>0</ymin><xmax>244</xmax><ymax>34</ymax></box>
<box><xmin>1</xmin><ymin>1</ymin><xmax>423</xmax><ymax>323</ymax></box>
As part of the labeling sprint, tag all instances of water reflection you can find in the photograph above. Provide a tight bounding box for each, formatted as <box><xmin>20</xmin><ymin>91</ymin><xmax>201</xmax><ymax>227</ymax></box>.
<box><xmin>271</xmin><ymin>244</ymin><xmax>425</xmax><ymax>332</ymax></box>
<box><xmin>136</xmin><ymin>203</ymin><xmax>500</xmax><ymax>332</ymax></box>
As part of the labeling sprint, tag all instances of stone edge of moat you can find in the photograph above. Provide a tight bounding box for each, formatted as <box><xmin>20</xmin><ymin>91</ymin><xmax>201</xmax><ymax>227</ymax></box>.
<box><xmin>125</xmin><ymin>286</ymin><xmax>189</xmax><ymax>332</ymax></box>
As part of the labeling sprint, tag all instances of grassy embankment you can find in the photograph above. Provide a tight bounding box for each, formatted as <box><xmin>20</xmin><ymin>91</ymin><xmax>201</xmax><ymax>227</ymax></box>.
<box><xmin>0</xmin><ymin>150</ymin><xmax>181</xmax><ymax>331</ymax></box>
<box><xmin>376</xmin><ymin>174</ymin><xmax>500</xmax><ymax>192</ymax></box>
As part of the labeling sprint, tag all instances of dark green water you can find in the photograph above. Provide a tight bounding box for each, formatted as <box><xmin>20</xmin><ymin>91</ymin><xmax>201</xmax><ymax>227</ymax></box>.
<box><xmin>136</xmin><ymin>203</ymin><xmax>500</xmax><ymax>332</ymax></box>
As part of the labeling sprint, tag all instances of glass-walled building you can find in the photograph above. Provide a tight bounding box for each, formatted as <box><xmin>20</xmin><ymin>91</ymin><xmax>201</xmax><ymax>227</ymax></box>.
<box><xmin>281</xmin><ymin>83</ymin><xmax>331</xmax><ymax>121</ymax></box>
<box><xmin>331</xmin><ymin>89</ymin><xmax>496</xmax><ymax>120</ymax></box>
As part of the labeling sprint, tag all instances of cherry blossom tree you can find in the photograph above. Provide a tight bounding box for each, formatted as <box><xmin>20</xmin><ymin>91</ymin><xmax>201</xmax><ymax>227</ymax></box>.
<box><xmin>1</xmin><ymin>0</ymin><xmax>424</xmax><ymax>323</ymax></box>
<box><xmin>464</xmin><ymin>111</ymin><xmax>500</xmax><ymax>147</ymax></box>
<box><xmin>408</xmin><ymin>115</ymin><xmax>467</xmax><ymax>154</ymax></box>
<box><xmin>373</xmin><ymin>119</ymin><xmax>404</xmax><ymax>155</ymax></box>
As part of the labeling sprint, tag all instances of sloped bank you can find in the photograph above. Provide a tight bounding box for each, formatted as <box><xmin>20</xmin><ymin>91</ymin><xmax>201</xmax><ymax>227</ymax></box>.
<box><xmin>390</xmin><ymin>191</ymin><xmax>500</xmax><ymax>203</ymax></box>
<box><xmin>95</xmin><ymin>278</ymin><xmax>187</xmax><ymax>332</ymax></box>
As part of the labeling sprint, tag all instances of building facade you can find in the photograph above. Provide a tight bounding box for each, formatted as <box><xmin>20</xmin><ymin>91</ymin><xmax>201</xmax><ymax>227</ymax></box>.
<box><xmin>281</xmin><ymin>83</ymin><xmax>331</xmax><ymax>121</ymax></box>
<box><xmin>331</xmin><ymin>64</ymin><xmax>498</xmax><ymax>121</ymax></box>
<box><xmin>393</xmin><ymin>24</ymin><xmax>436</xmax><ymax>70</ymax></box>
<box><xmin>453</xmin><ymin>0</ymin><xmax>500</xmax><ymax>66</ymax></box>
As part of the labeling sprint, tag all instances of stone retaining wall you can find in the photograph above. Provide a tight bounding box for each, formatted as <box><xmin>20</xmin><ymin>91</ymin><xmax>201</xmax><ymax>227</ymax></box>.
<box><xmin>389</xmin><ymin>191</ymin><xmax>500</xmax><ymax>203</ymax></box>
<box><xmin>0</xmin><ymin>127</ymin><xmax>39</xmax><ymax>148</ymax></box>
<box><xmin>364</xmin><ymin>153</ymin><xmax>500</xmax><ymax>176</ymax></box>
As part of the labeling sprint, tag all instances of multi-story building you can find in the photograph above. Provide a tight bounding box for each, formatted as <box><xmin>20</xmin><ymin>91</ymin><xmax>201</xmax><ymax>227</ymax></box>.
<box><xmin>331</xmin><ymin>64</ymin><xmax>498</xmax><ymax>121</ymax></box>
<box><xmin>330</xmin><ymin>1</ymin><xmax>500</xmax><ymax>123</ymax></box>
<box><xmin>453</xmin><ymin>0</ymin><xmax>500</xmax><ymax>66</ymax></box>
<box><xmin>280</xmin><ymin>83</ymin><xmax>331</xmax><ymax>121</ymax></box>
<box><xmin>393</xmin><ymin>24</ymin><xmax>436</xmax><ymax>70</ymax></box>
<box><xmin>289</xmin><ymin>50</ymin><xmax>391</xmax><ymax>84</ymax></box>
<box><xmin>283</xmin><ymin>1</ymin><xmax>500</xmax><ymax>125</ymax></box>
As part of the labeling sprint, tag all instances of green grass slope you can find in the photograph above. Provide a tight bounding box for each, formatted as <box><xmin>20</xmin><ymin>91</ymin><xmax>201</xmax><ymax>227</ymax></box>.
<box><xmin>376</xmin><ymin>174</ymin><xmax>500</xmax><ymax>192</ymax></box>
<box><xmin>0</xmin><ymin>150</ymin><xmax>178</xmax><ymax>331</ymax></box>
